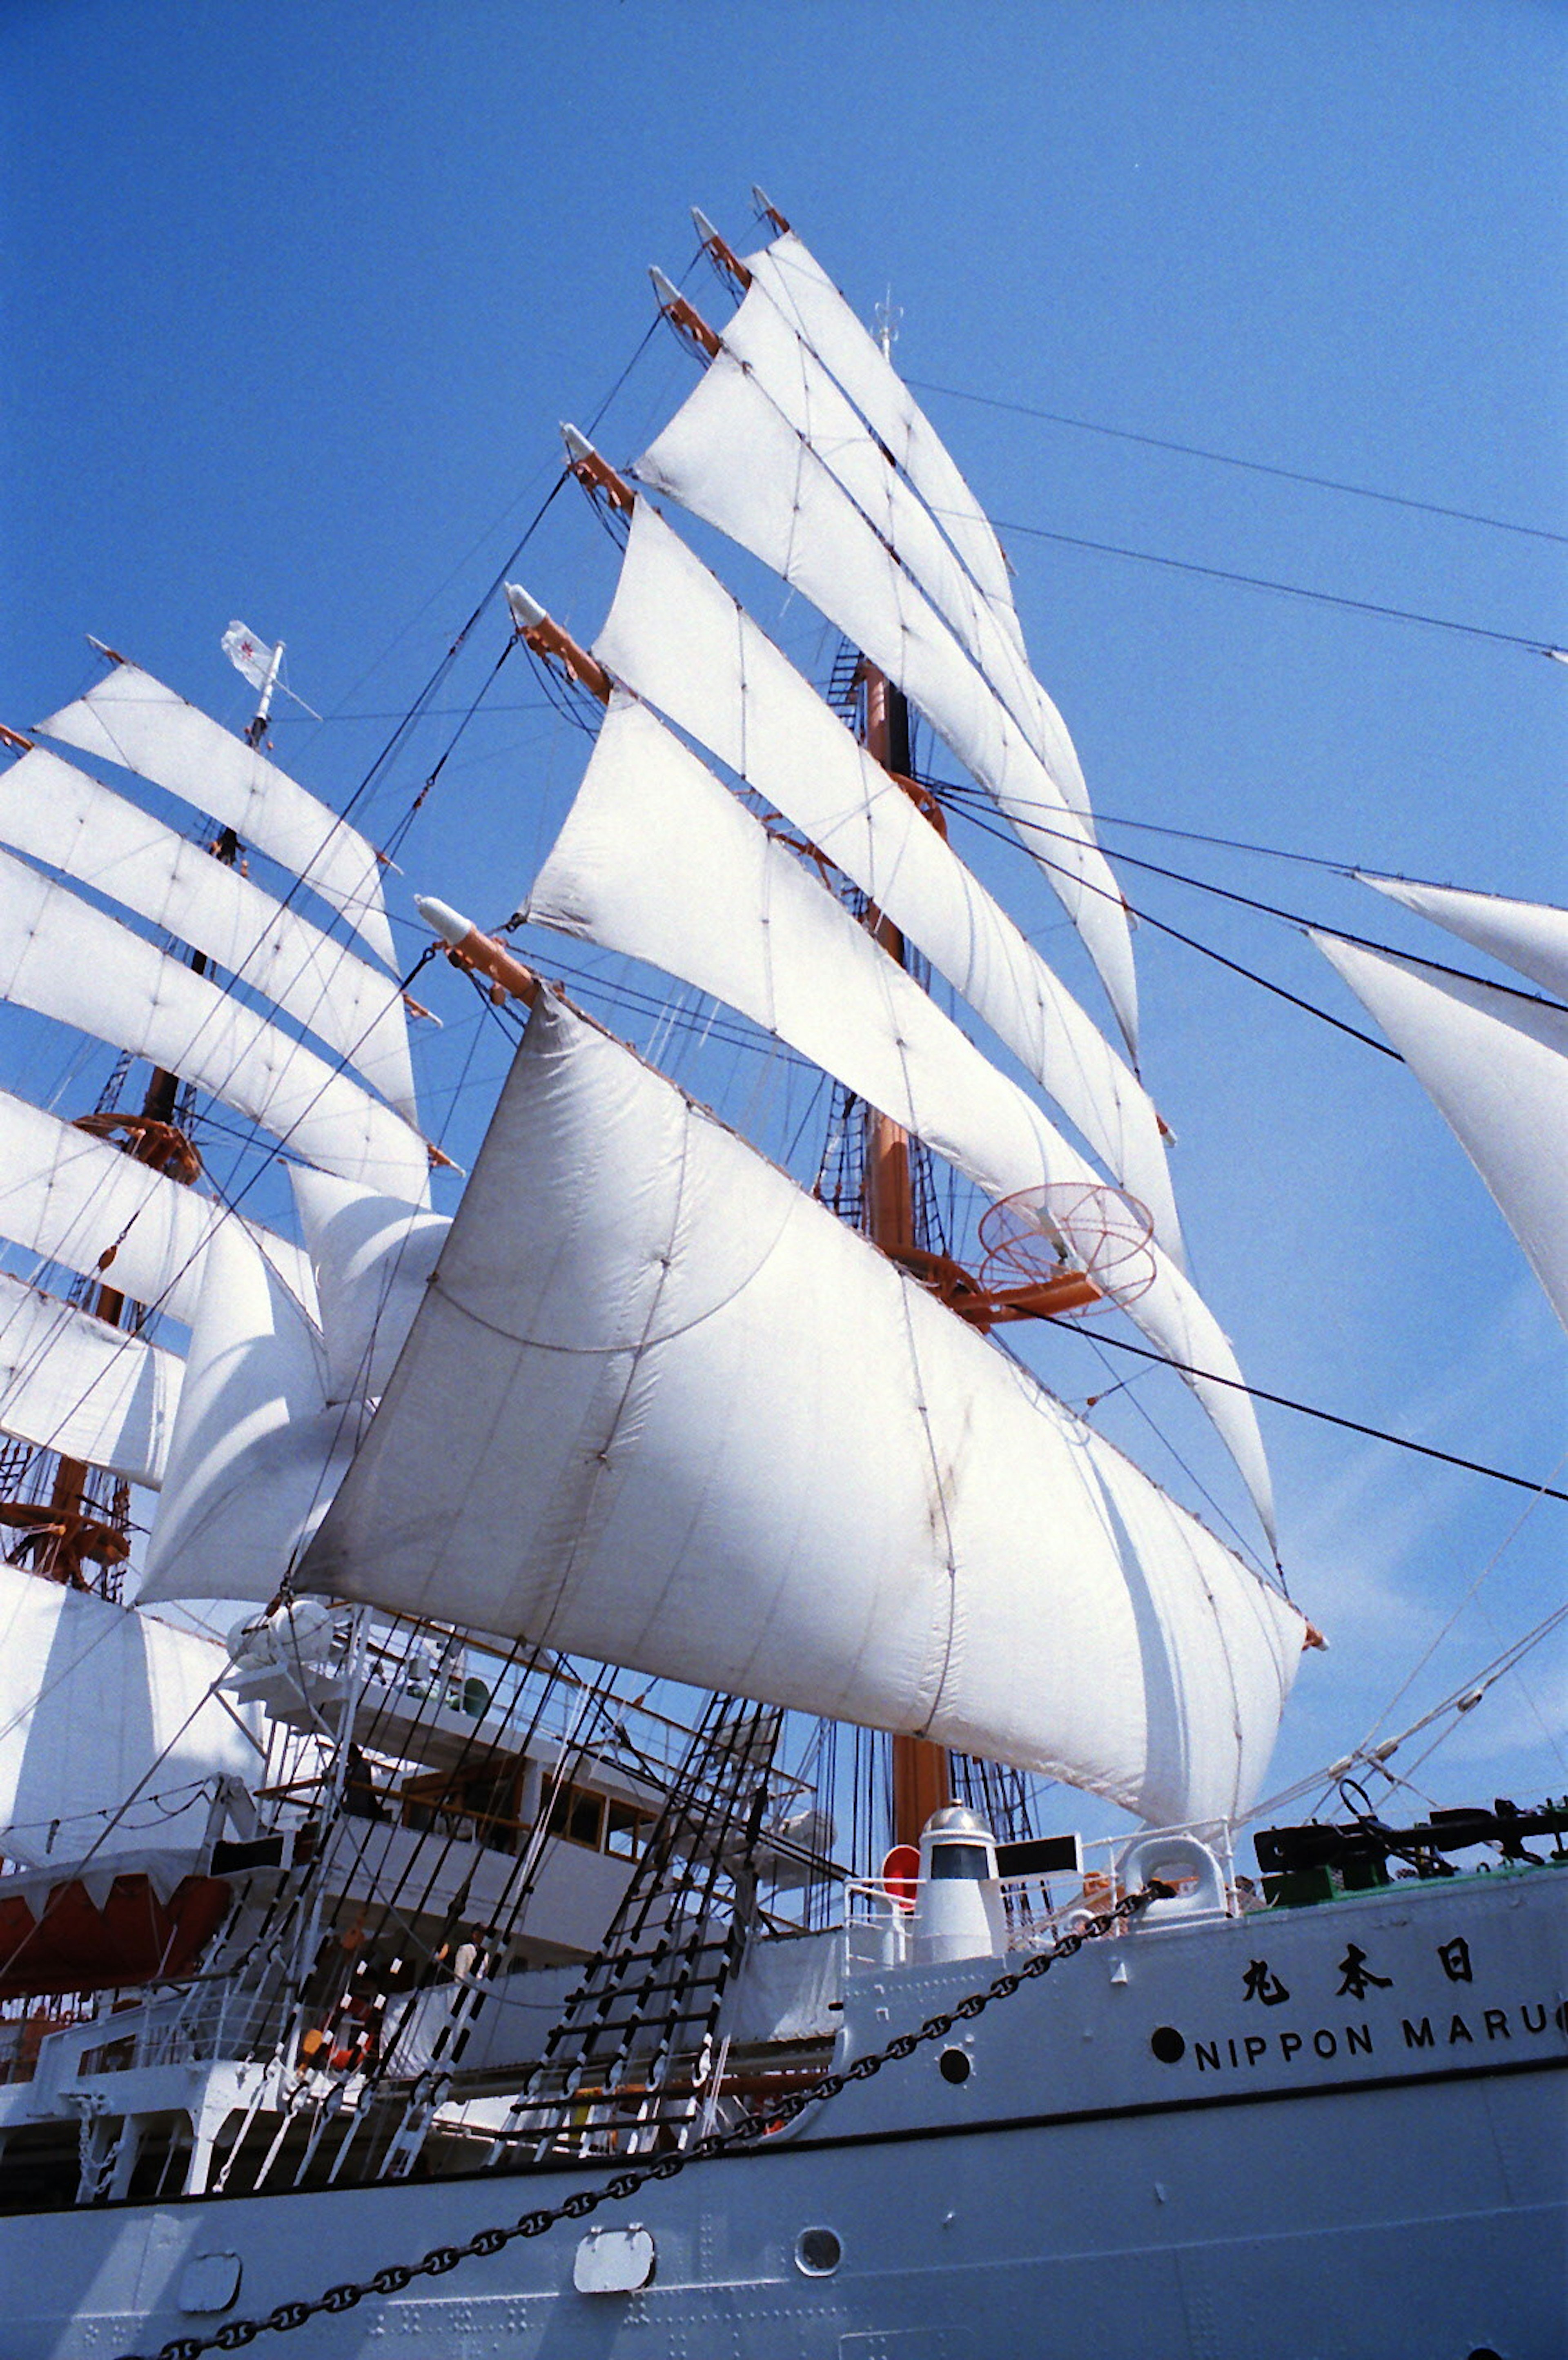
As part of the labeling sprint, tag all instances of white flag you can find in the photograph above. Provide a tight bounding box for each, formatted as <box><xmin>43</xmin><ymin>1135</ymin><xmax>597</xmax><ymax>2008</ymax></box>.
<box><xmin>222</xmin><ymin>619</ymin><xmax>276</xmax><ymax>690</ymax></box>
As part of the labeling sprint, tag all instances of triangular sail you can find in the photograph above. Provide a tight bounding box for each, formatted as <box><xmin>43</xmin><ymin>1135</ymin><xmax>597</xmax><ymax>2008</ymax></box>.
<box><xmin>527</xmin><ymin>695</ymin><xmax>1272</xmax><ymax>1538</ymax></box>
<box><xmin>303</xmin><ymin>995</ymin><xmax>1303</xmax><ymax>1826</ymax></box>
<box><xmin>1315</xmin><ymin>932</ymin><xmax>1568</xmax><ymax>1333</ymax></box>
<box><xmin>0</xmin><ymin>747</ymin><xmax>416</xmax><ymax>1118</ymax></box>
<box><xmin>1360</xmin><ymin>875</ymin><xmax>1568</xmax><ymax>1004</ymax></box>
<box><xmin>38</xmin><ymin>661</ymin><xmax>397</xmax><ymax>971</ymax></box>
<box><xmin>633</xmin><ymin>352</ymin><xmax>1140</xmax><ymax>1054</ymax></box>
<box><xmin>595</xmin><ymin>501</ymin><xmax>1180</xmax><ymax>1258</ymax></box>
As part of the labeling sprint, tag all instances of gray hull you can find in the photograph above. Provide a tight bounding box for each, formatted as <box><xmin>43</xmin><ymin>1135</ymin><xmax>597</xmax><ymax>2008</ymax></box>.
<box><xmin>8</xmin><ymin>1870</ymin><xmax>1565</xmax><ymax>2360</ymax></box>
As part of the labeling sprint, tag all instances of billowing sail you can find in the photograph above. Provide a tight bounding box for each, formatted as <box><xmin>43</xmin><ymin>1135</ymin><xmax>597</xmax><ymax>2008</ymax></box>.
<box><xmin>290</xmin><ymin>1167</ymin><xmax>449</xmax><ymax>1404</ymax></box>
<box><xmin>137</xmin><ymin>1224</ymin><xmax>361</xmax><ymax>1605</ymax></box>
<box><xmin>303</xmin><ymin>996</ymin><xmax>1304</xmax><ymax>1826</ymax></box>
<box><xmin>0</xmin><ymin>1088</ymin><xmax>312</xmax><ymax>1325</ymax></box>
<box><xmin>0</xmin><ymin>1269</ymin><xmax>181</xmax><ymax>1486</ymax></box>
<box><xmin>0</xmin><ymin>848</ymin><xmax>430</xmax><ymax>1200</ymax></box>
<box><xmin>634</xmin><ymin>352</ymin><xmax>1140</xmax><ymax>1054</ymax></box>
<box><xmin>595</xmin><ymin>501</ymin><xmax>1180</xmax><ymax>1257</ymax></box>
<box><xmin>739</xmin><ymin>228</ymin><xmax>1024</xmax><ymax>658</ymax></box>
<box><xmin>527</xmin><ymin>694</ymin><xmax>1273</xmax><ymax>1538</ymax></box>
<box><xmin>0</xmin><ymin>1563</ymin><xmax>259</xmax><ymax>1868</ymax></box>
<box><xmin>1315</xmin><ymin>931</ymin><xmax>1568</xmax><ymax>1332</ymax></box>
<box><xmin>0</xmin><ymin>747</ymin><xmax>416</xmax><ymax>1118</ymax></box>
<box><xmin>1360</xmin><ymin>875</ymin><xmax>1568</xmax><ymax>1004</ymax></box>
<box><xmin>38</xmin><ymin>661</ymin><xmax>397</xmax><ymax>971</ymax></box>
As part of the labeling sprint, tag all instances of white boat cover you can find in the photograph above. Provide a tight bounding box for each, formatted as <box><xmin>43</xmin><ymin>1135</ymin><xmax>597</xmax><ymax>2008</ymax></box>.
<box><xmin>0</xmin><ymin>1268</ymin><xmax>181</xmax><ymax>1486</ymax></box>
<box><xmin>290</xmin><ymin>1167</ymin><xmax>449</xmax><ymax>1404</ymax></box>
<box><xmin>0</xmin><ymin>849</ymin><xmax>430</xmax><ymax>1201</ymax></box>
<box><xmin>1360</xmin><ymin>874</ymin><xmax>1568</xmax><ymax>1005</ymax></box>
<box><xmin>0</xmin><ymin>1563</ymin><xmax>258</xmax><ymax>1866</ymax></box>
<box><xmin>38</xmin><ymin>661</ymin><xmax>397</xmax><ymax>971</ymax></box>
<box><xmin>634</xmin><ymin>354</ymin><xmax>1140</xmax><ymax>1055</ymax></box>
<box><xmin>303</xmin><ymin>996</ymin><xmax>1303</xmax><ymax>1824</ymax></box>
<box><xmin>0</xmin><ymin>748</ymin><xmax>417</xmax><ymax>1118</ymax></box>
<box><xmin>741</xmin><ymin>229</ymin><xmax>1023</xmax><ymax>657</ymax></box>
<box><xmin>721</xmin><ymin>276</ymin><xmax>1092</xmax><ymax>825</ymax></box>
<box><xmin>528</xmin><ymin>698</ymin><xmax>1272</xmax><ymax>1538</ymax></box>
<box><xmin>138</xmin><ymin>1224</ymin><xmax>362</xmax><ymax>1605</ymax></box>
<box><xmin>595</xmin><ymin>503</ymin><xmax>1181</xmax><ymax>1258</ymax></box>
<box><xmin>0</xmin><ymin>1088</ymin><xmax>312</xmax><ymax>1325</ymax></box>
<box><xmin>1315</xmin><ymin>932</ymin><xmax>1568</xmax><ymax>1334</ymax></box>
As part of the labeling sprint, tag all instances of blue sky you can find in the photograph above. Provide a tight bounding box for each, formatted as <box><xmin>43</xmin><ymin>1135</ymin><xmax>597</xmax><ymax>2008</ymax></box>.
<box><xmin>3</xmin><ymin>0</ymin><xmax>1565</xmax><ymax>1830</ymax></box>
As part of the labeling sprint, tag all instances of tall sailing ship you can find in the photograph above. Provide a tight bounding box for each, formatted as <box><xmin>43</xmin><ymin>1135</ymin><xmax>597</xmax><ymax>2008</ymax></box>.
<box><xmin>0</xmin><ymin>196</ymin><xmax>1562</xmax><ymax>2360</ymax></box>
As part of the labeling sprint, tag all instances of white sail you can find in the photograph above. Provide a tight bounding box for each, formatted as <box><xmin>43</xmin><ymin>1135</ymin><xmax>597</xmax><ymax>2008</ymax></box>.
<box><xmin>303</xmin><ymin>997</ymin><xmax>1303</xmax><ymax>1825</ymax></box>
<box><xmin>138</xmin><ymin>1224</ymin><xmax>360</xmax><ymax>1605</ymax></box>
<box><xmin>0</xmin><ymin>1564</ymin><xmax>258</xmax><ymax>1867</ymax></box>
<box><xmin>0</xmin><ymin>1269</ymin><xmax>181</xmax><ymax>1486</ymax></box>
<box><xmin>0</xmin><ymin>1088</ymin><xmax>312</xmax><ymax>1325</ymax></box>
<box><xmin>528</xmin><ymin>697</ymin><xmax>1272</xmax><ymax>1537</ymax></box>
<box><xmin>0</xmin><ymin>748</ymin><xmax>417</xmax><ymax>1119</ymax></box>
<box><xmin>595</xmin><ymin>502</ymin><xmax>1181</xmax><ymax>1257</ymax></box>
<box><xmin>37</xmin><ymin>661</ymin><xmax>397</xmax><ymax>971</ymax></box>
<box><xmin>721</xmin><ymin>275</ymin><xmax>1092</xmax><ymax>826</ymax></box>
<box><xmin>0</xmin><ymin>849</ymin><xmax>430</xmax><ymax>1200</ymax></box>
<box><xmin>1360</xmin><ymin>874</ymin><xmax>1568</xmax><ymax>1004</ymax></box>
<box><xmin>1315</xmin><ymin>931</ymin><xmax>1568</xmax><ymax>1333</ymax></box>
<box><xmin>634</xmin><ymin>354</ymin><xmax>1140</xmax><ymax>1054</ymax></box>
<box><xmin>741</xmin><ymin>229</ymin><xmax>1024</xmax><ymax>657</ymax></box>
<box><xmin>290</xmin><ymin>1166</ymin><xmax>449</xmax><ymax>1404</ymax></box>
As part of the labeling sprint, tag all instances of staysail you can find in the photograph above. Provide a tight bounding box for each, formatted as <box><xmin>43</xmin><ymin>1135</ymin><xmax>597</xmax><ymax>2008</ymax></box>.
<box><xmin>302</xmin><ymin>995</ymin><xmax>1304</xmax><ymax>1828</ymax></box>
<box><xmin>1316</xmin><ymin>928</ymin><xmax>1568</xmax><ymax>1333</ymax></box>
<box><xmin>1359</xmin><ymin>874</ymin><xmax>1568</xmax><ymax>1005</ymax></box>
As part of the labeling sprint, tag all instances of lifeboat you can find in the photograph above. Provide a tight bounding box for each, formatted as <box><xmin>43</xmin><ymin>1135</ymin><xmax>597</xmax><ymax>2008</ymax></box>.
<box><xmin>0</xmin><ymin>1865</ymin><xmax>232</xmax><ymax>2000</ymax></box>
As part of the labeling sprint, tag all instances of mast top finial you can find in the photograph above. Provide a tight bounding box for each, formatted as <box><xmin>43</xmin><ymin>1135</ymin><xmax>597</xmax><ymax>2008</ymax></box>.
<box><xmin>874</xmin><ymin>288</ymin><xmax>903</xmax><ymax>361</ymax></box>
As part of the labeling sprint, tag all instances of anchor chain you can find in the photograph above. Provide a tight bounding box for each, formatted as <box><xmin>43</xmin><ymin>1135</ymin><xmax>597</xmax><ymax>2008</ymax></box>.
<box><xmin>121</xmin><ymin>1886</ymin><xmax>1160</xmax><ymax>2360</ymax></box>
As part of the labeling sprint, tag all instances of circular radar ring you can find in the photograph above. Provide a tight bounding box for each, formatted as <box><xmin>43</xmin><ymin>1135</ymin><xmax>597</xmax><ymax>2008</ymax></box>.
<box><xmin>977</xmin><ymin>1182</ymin><xmax>1157</xmax><ymax>1316</ymax></box>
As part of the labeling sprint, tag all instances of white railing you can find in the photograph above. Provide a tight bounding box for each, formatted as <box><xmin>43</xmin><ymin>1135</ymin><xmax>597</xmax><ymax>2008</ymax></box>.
<box><xmin>840</xmin><ymin>1821</ymin><xmax>1242</xmax><ymax>1972</ymax></box>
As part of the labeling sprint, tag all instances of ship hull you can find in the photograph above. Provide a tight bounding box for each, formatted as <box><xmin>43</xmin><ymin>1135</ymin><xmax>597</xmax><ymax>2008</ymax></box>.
<box><xmin>5</xmin><ymin>1867</ymin><xmax>1564</xmax><ymax>2360</ymax></box>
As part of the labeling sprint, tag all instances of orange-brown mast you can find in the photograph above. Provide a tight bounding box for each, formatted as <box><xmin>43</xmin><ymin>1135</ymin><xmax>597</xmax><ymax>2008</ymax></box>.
<box><xmin>860</xmin><ymin>666</ymin><xmax>952</xmax><ymax>1851</ymax></box>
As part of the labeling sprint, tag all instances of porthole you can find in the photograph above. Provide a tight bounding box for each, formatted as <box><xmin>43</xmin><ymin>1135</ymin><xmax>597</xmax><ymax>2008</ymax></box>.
<box><xmin>938</xmin><ymin>2045</ymin><xmax>972</xmax><ymax>2085</ymax></box>
<box><xmin>794</xmin><ymin>2226</ymin><xmax>842</xmax><ymax>2277</ymax></box>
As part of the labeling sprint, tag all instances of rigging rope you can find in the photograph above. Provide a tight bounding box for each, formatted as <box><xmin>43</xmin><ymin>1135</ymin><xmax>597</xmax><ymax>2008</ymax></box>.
<box><xmin>117</xmin><ymin>1884</ymin><xmax>1161</xmax><ymax>2360</ymax></box>
<box><xmin>1077</xmin><ymin>1325</ymin><xmax>1568</xmax><ymax>1508</ymax></box>
<box><xmin>907</xmin><ymin>375</ymin><xmax>1568</xmax><ymax>550</ymax></box>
